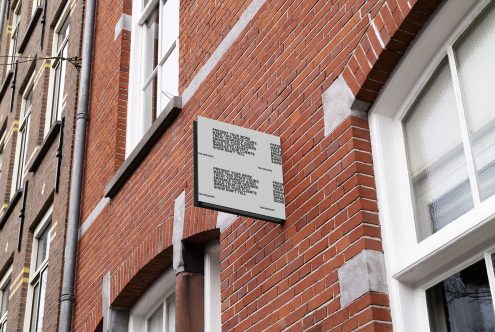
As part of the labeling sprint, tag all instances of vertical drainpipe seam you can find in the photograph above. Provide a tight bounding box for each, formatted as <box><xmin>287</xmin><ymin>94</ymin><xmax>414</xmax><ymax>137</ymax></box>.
<box><xmin>58</xmin><ymin>0</ymin><xmax>96</xmax><ymax>330</ymax></box>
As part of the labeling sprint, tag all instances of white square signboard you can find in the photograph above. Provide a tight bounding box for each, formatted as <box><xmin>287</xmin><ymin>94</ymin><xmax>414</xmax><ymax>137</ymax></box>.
<box><xmin>194</xmin><ymin>117</ymin><xmax>286</xmax><ymax>223</ymax></box>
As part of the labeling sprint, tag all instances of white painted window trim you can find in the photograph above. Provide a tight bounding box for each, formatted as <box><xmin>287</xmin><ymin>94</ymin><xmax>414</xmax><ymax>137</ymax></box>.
<box><xmin>204</xmin><ymin>243</ymin><xmax>221</xmax><ymax>332</ymax></box>
<box><xmin>7</xmin><ymin>1</ymin><xmax>21</xmax><ymax>73</ymax></box>
<box><xmin>23</xmin><ymin>206</ymin><xmax>53</xmax><ymax>332</ymax></box>
<box><xmin>31</xmin><ymin>0</ymin><xmax>41</xmax><ymax>16</ymax></box>
<box><xmin>369</xmin><ymin>0</ymin><xmax>495</xmax><ymax>331</ymax></box>
<box><xmin>128</xmin><ymin>268</ymin><xmax>176</xmax><ymax>332</ymax></box>
<box><xmin>0</xmin><ymin>0</ymin><xmax>9</xmax><ymax>43</ymax></box>
<box><xmin>44</xmin><ymin>4</ymin><xmax>70</xmax><ymax>137</ymax></box>
<box><xmin>0</xmin><ymin>128</ymin><xmax>7</xmax><ymax>180</ymax></box>
<box><xmin>11</xmin><ymin>73</ymin><xmax>34</xmax><ymax>198</ymax></box>
<box><xmin>126</xmin><ymin>0</ymin><xmax>179</xmax><ymax>157</ymax></box>
<box><xmin>0</xmin><ymin>265</ymin><xmax>12</xmax><ymax>332</ymax></box>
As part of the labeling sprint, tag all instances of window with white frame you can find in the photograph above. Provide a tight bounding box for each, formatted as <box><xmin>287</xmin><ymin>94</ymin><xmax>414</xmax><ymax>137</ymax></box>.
<box><xmin>24</xmin><ymin>208</ymin><xmax>52</xmax><ymax>332</ymax></box>
<box><xmin>0</xmin><ymin>129</ymin><xmax>6</xmax><ymax>179</ymax></box>
<box><xmin>0</xmin><ymin>266</ymin><xmax>12</xmax><ymax>332</ymax></box>
<box><xmin>46</xmin><ymin>8</ymin><xmax>69</xmax><ymax>135</ymax></box>
<box><xmin>0</xmin><ymin>0</ymin><xmax>9</xmax><ymax>45</ymax></box>
<box><xmin>11</xmin><ymin>75</ymin><xmax>34</xmax><ymax>197</ymax></box>
<box><xmin>31</xmin><ymin>0</ymin><xmax>42</xmax><ymax>16</ymax></box>
<box><xmin>369</xmin><ymin>0</ymin><xmax>495</xmax><ymax>330</ymax></box>
<box><xmin>6</xmin><ymin>1</ymin><xmax>21</xmax><ymax>73</ymax></box>
<box><xmin>204</xmin><ymin>244</ymin><xmax>221</xmax><ymax>332</ymax></box>
<box><xmin>128</xmin><ymin>268</ymin><xmax>176</xmax><ymax>332</ymax></box>
<box><xmin>127</xmin><ymin>0</ymin><xmax>179</xmax><ymax>155</ymax></box>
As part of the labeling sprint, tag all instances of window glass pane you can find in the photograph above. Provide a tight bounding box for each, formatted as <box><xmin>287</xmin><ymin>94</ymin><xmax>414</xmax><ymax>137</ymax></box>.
<box><xmin>36</xmin><ymin>225</ymin><xmax>50</xmax><ymax>270</ymax></box>
<box><xmin>161</xmin><ymin>0</ymin><xmax>179</xmax><ymax>52</ymax></box>
<box><xmin>455</xmin><ymin>2</ymin><xmax>495</xmax><ymax>201</ymax></box>
<box><xmin>57</xmin><ymin>17</ymin><xmax>69</xmax><ymax>51</ymax></box>
<box><xmin>51</xmin><ymin>46</ymin><xmax>68</xmax><ymax>125</ymax></box>
<box><xmin>30</xmin><ymin>282</ymin><xmax>40</xmax><ymax>332</ymax></box>
<box><xmin>24</xmin><ymin>89</ymin><xmax>33</xmax><ymax>117</ymax></box>
<box><xmin>0</xmin><ymin>280</ymin><xmax>9</xmax><ymax>316</ymax></box>
<box><xmin>35</xmin><ymin>270</ymin><xmax>47</xmax><ymax>332</ymax></box>
<box><xmin>143</xmin><ymin>74</ymin><xmax>158</xmax><ymax>123</ymax></box>
<box><xmin>147</xmin><ymin>304</ymin><xmax>163</xmax><ymax>332</ymax></box>
<box><xmin>426</xmin><ymin>259</ymin><xmax>495</xmax><ymax>331</ymax></box>
<box><xmin>403</xmin><ymin>59</ymin><xmax>473</xmax><ymax>240</ymax></box>
<box><xmin>17</xmin><ymin>113</ymin><xmax>31</xmax><ymax>190</ymax></box>
<box><xmin>0</xmin><ymin>149</ymin><xmax>4</xmax><ymax>176</ymax></box>
<box><xmin>166</xmin><ymin>295</ymin><xmax>175</xmax><ymax>332</ymax></box>
<box><xmin>50</xmin><ymin>63</ymin><xmax>62</xmax><ymax>126</ymax></box>
<box><xmin>32</xmin><ymin>0</ymin><xmax>42</xmax><ymax>13</ymax></box>
<box><xmin>159</xmin><ymin>46</ymin><xmax>179</xmax><ymax>110</ymax></box>
<box><xmin>143</xmin><ymin>8</ymin><xmax>159</xmax><ymax>80</ymax></box>
<box><xmin>142</xmin><ymin>7</ymin><xmax>159</xmax><ymax>127</ymax></box>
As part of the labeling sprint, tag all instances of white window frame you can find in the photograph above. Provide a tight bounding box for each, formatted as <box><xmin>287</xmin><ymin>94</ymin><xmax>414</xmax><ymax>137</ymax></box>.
<box><xmin>11</xmin><ymin>74</ymin><xmax>34</xmax><ymax>198</ymax></box>
<box><xmin>369</xmin><ymin>0</ymin><xmax>495</xmax><ymax>331</ymax></box>
<box><xmin>31</xmin><ymin>0</ymin><xmax>41</xmax><ymax>17</ymax></box>
<box><xmin>44</xmin><ymin>5</ymin><xmax>70</xmax><ymax>136</ymax></box>
<box><xmin>204</xmin><ymin>243</ymin><xmax>221</xmax><ymax>332</ymax></box>
<box><xmin>23</xmin><ymin>206</ymin><xmax>52</xmax><ymax>332</ymax></box>
<box><xmin>0</xmin><ymin>0</ymin><xmax>9</xmax><ymax>45</ymax></box>
<box><xmin>0</xmin><ymin>129</ymin><xmax>7</xmax><ymax>179</ymax></box>
<box><xmin>128</xmin><ymin>268</ymin><xmax>176</xmax><ymax>332</ymax></box>
<box><xmin>126</xmin><ymin>0</ymin><xmax>179</xmax><ymax>156</ymax></box>
<box><xmin>7</xmin><ymin>1</ymin><xmax>21</xmax><ymax>73</ymax></box>
<box><xmin>0</xmin><ymin>265</ymin><xmax>12</xmax><ymax>332</ymax></box>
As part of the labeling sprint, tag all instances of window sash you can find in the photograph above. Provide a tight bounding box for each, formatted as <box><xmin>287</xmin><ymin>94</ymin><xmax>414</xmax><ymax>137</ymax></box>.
<box><xmin>55</xmin><ymin>18</ymin><xmax>69</xmax><ymax>56</ymax></box>
<box><xmin>401</xmin><ymin>2</ymin><xmax>495</xmax><ymax>240</ymax></box>
<box><xmin>49</xmin><ymin>44</ymin><xmax>68</xmax><ymax>126</ymax></box>
<box><xmin>28</xmin><ymin>219</ymin><xmax>51</xmax><ymax>332</ymax></box>
<box><xmin>31</xmin><ymin>0</ymin><xmax>42</xmax><ymax>16</ymax></box>
<box><xmin>29</xmin><ymin>267</ymin><xmax>48</xmax><ymax>332</ymax></box>
<box><xmin>16</xmin><ymin>111</ymin><xmax>31</xmax><ymax>190</ymax></box>
<box><xmin>368</xmin><ymin>0</ymin><xmax>495</xmax><ymax>330</ymax></box>
<box><xmin>0</xmin><ymin>281</ymin><xmax>9</xmax><ymax>318</ymax></box>
<box><xmin>127</xmin><ymin>0</ymin><xmax>179</xmax><ymax>155</ymax></box>
<box><xmin>138</xmin><ymin>0</ymin><xmax>159</xmax><ymax>25</ymax></box>
<box><xmin>0</xmin><ymin>267</ymin><xmax>11</xmax><ymax>332</ymax></box>
<box><xmin>0</xmin><ymin>130</ymin><xmax>6</xmax><ymax>177</ymax></box>
<box><xmin>0</xmin><ymin>0</ymin><xmax>9</xmax><ymax>45</ymax></box>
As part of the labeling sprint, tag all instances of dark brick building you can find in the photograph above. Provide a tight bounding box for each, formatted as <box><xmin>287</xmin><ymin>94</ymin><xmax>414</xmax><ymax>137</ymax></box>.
<box><xmin>0</xmin><ymin>0</ymin><xmax>84</xmax><ymax>331</ymax></box>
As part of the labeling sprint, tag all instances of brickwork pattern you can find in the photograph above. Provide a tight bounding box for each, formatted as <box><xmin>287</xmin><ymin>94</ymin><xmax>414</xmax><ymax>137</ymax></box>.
<box><xmin>75</xmin><ymin>0</ymin><xmax>443</xmax><ymax>331</ymax></box>
<box><xmin>80</xmin><ymin>0</ymin><xmax>131</xmax><ymax>222</ymax></box>
<box><xmin>0</xmin><ymin>0</ymin><xmax>84</xmax><ymax>331</ymax></box>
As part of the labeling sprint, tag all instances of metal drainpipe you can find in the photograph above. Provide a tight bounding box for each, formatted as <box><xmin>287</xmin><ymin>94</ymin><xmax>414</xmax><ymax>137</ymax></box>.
<box><xmin>59</xmin><ymin>0</ymin><xmax>96</xmax><ymax>330</ymax></box>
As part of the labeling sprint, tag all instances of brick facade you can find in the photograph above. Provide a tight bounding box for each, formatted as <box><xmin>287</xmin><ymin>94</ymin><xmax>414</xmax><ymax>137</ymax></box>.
<box><xmin>74</xmin><ymin>0</ymin><xmax>443</xmax><ymax>331</ymax></box>
<box><xmin>0</xmin><ymin>0</ymin><xmax>84</xmax><ymax>331</ymax></box>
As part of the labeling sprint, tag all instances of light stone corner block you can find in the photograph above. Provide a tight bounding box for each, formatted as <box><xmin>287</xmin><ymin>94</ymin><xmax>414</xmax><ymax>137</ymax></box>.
<box><xmin>216</xmin><ymin>212</ymin><xmax>238</xmax><ymax>231</ymax></box>
<box><xmin>338</xmin><ymin>250</ymin><xmax>388</xmax><ymax>308</ymax></box>
<box><xmin>173</xmin><ymin>191</ymin><xmax>186</xmax><ymax>272</ymax></box>
<box><xmin>323</xmin><ymin>75</ymin><xmax>368</xmax><ymax>137</ymax></box>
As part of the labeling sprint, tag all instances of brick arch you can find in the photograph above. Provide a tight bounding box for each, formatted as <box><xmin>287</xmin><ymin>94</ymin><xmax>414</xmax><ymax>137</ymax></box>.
<box><xmin>111</xmin><ymin>247</ymin><xmax>173</xmax><ymax>309</ymax></box>
<box><xmin>110</xmin><ymin>228</ymin><xmax>220</xmax><ymax>309</ymax></box>
<box><xmin>342</xmin><ymin>0</ymin><xmax>445</xmax><ymax>104</ymax></box>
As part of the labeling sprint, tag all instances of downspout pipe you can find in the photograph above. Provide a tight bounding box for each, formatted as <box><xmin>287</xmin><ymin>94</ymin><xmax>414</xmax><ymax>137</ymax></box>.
<box><xmin>59</xmin><ymin>0</ymin><xmax>96</xmax><ymax>330</ymax></box>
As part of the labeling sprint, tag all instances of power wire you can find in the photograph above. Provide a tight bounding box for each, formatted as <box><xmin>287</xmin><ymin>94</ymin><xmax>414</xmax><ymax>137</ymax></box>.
<box><xmin>0</xmin><ymin>55</ymin><xmax>81</xmax><ymax>69</ymax></box>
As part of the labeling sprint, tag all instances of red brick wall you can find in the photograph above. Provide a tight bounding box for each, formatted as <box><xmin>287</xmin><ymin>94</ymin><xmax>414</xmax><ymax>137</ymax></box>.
<box><xmin>179</xmin><ymin>0</ymin><xmax>253</xmax><ymax>91</ymax></box>
<box><xmin>80</xmin><ymin>0</ymin><xmax>131</xmax><ymax>221</ymax></box>
<box><xmin>75</xmin><ymin>0</ymin><xmax>443</xmax><ymax>331</ymax></box>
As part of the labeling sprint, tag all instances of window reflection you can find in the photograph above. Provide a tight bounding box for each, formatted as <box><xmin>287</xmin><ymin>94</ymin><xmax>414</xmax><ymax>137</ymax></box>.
<box><xmin>426</xmin><ymin>259</ymin><xmax>495</xmax><ymax>331</ymax></box>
